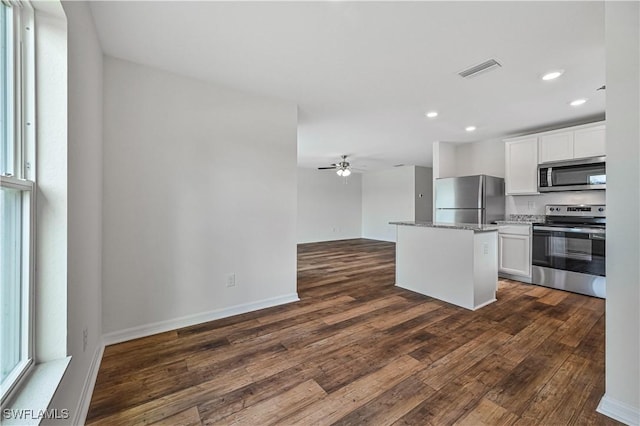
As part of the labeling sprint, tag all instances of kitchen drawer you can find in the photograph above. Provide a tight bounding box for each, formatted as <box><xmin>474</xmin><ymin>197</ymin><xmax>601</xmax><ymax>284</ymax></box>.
<box><xmin>498</xmin><ymin>225</ymin><xmax>531</xmax><ymax>236</ymax></box>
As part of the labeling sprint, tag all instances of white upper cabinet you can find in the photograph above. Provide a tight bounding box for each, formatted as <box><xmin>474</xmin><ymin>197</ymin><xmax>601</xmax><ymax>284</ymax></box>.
<box><xmin>505</xmin><ymin>137</ymin><xmax>538</xmax><ymax>195</ymax></box>
<box><xmin>573</xmin><ymin>125</ymin><xmax>606</xmax><ymax>159</ymax></box>
<box><xmin>539</xmin><ymin>131</ymin><xmax>574</xmax><ymax>163</ymax></box>
<box><xmin>504</xmin><ymin>121</ymin><xmax>605</xmax><ymax>196</ymax></box>
<box><xmin>538</xmin><ymin>122</ymin><xmax>606</xmax><ymax>164</ymax></box>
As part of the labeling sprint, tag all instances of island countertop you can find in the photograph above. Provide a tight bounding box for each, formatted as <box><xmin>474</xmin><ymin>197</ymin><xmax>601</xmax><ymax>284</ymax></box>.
<box><xmin>389</xmin><ymin>221</ymin><xmax>499</xmax><ymax>232</ymax></box>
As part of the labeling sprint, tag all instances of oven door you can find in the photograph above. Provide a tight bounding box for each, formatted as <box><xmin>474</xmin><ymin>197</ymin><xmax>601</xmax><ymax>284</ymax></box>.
<box><xmin>532</xmin><ymin>226</ymin><xmax>605</xmax><ymax>276</ymax></box>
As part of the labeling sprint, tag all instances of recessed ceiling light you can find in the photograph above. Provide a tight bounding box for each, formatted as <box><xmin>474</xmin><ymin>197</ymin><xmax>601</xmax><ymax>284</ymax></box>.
<box><xmin>570</xmin><ymin>98</ymin><xmax>588</xmax><ymax>106</ymax></box>
<box><xmin>542</xmin><ymin>70</ymin><xmax>564</xmax><ymax>81</ymax></box>
<box><xmin>465</xmin><ymin>126</ymin><xmax>476</xmax><ymax>132</ymax></box>
<box><xmin>425</xmin><ymin>111</ymin><xmax>438</xmax><ymax>118</ymax></box>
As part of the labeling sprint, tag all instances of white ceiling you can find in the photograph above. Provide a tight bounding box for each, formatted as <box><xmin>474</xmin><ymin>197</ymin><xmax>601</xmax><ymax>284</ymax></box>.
<box><xmin>89</xmin><ymin>1</ymin><xmax>605</xmax><ymax>172</ymax></box>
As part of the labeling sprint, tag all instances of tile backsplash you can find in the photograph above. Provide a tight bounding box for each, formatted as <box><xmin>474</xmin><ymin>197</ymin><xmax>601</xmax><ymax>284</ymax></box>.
<box><xmin>506</xmin><ymin>190</ymin><xmax>606</xmax><ymax>216</ymax></box>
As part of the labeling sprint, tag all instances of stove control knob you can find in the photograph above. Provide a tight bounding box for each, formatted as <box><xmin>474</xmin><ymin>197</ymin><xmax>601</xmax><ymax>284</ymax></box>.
<box><xmin>598</xmin><ymin>207</ymin><xmax>604</xmax><ymax>212</ymax></box>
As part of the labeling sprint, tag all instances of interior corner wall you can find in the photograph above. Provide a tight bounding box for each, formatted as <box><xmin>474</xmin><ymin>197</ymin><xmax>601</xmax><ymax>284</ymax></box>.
<box><xmin>102</xmin><ymin>57</ymin><xmax>298</xmax><ymax>335</ymax></box>
<box><xmin>45</xmin><ymin>2</ymin><xmax>103</xmax><ymax>424</ymax></box>
<box><xmin>297</xmin><ymin>168</ymin><xmax>362</xmax><ymax>243</ymax></box>
<box><xmin>601</xmin><ymin>1</ymin><xmax>640</xmax><ymax>423</ymax></box>
<box><xmin>432</xmin><ymin>142</ymin><xmax>457</xmax><ymax>219</ymax></box>
<box><xmin>432</xmin><ymin>141</ymin><xmax>457</xmax><ymax>180</ymax></box>
<box><xmin>455</xmin><ymin>139</ymin><xmax>505</xmax><ymax>178</ymax></box>
<box><xmin>362</xmin><ymin>166</ymin><xmax>416</xmax><ymax>242</ymax></box>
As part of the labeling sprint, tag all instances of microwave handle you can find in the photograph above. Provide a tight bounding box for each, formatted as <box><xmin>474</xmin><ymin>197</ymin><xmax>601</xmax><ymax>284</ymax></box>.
<box><xmin>547</xmin><ymin>168</ymin><xmax>552</xmax><ymax>187</ymax></box>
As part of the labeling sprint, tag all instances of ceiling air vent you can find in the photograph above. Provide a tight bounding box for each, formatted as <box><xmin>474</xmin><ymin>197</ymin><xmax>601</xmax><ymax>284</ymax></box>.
<box><xmin>458</xmin><ymin>59</ymin><xmax>502</xmax><ymax>78</ymax></box>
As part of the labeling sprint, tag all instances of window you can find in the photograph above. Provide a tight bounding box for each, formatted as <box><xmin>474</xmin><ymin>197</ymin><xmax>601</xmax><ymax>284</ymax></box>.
<box><xmin>0</xmin><ymin>1</ymin><xmax>35</xmax><ymax>404</ymax></box>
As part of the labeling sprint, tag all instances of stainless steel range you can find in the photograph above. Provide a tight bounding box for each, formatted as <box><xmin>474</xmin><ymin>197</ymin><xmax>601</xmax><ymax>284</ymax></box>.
<box><xmin>532</xmin><ymin>204</ymin><xmax>605</xmax><ymax>298</ymax></box>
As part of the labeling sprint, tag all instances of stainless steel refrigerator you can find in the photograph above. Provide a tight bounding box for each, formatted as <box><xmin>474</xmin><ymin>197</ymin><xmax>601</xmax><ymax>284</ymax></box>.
<box><xmin>435</xmin><ymin>175</ymin><xmax>505</xmax><ymax>224</ymax></box>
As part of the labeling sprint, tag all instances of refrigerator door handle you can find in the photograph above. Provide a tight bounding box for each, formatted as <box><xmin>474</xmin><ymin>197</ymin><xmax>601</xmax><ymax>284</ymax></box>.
<box><xmin>478</xmin><ymin>175</ymin><xmax>485</xmax><ymax>210</ymax></box>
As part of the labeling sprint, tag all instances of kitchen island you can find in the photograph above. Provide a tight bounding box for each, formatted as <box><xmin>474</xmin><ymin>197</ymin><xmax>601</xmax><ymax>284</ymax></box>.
<box><xmin>390</xmin><ymin>221</ymin><xmax>499</xmax><ymax>310</ymax></box>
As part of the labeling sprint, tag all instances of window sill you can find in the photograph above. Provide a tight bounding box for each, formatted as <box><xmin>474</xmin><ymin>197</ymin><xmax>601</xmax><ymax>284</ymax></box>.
<box><xmin>2</xmin><ymin>357</ymin><xmax>71</xmax><ymax>425</ymax></box>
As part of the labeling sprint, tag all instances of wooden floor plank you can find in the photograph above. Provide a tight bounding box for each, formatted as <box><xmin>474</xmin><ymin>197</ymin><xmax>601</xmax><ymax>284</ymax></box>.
<box><xmin>149</xmin><ymin>407</ymin><xmax>202</xmax><ymax>426</ymax></box>
<box><xmin>454</xmin><ymin>398</ymin><xmax>520</xmax><ymax>426</ymax></box>
<box><xmin>331</xmin><ymin>376</ymin><xmax>436</xmax><ymax>426</ymax></box>
<box><xmin>281</xmin><ymin>355</ymin><xmax>423</xmax><ymax>424</ymax></box>
<box><xmin>87</xmin><ymin>238</ymin><xmax>618</xmax><ymax>426</ymax></box>
<box><xmin>212</xmin><ymin>379</ymin><xmax>326</xmax><ymax>425</ymax></box>
<box><xmin>417</xmin><ymin>329</ymin><xmax>513</xmax><ymax>391</ymax></box>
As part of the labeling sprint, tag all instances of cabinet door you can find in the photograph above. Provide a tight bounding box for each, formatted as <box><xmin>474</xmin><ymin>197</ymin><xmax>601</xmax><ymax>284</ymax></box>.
<box><xmin>505</xmin><ymin>138</ymin><xmax>538</xmax><ymax>195</ymax></box>
<box><xmin>539</xmin><ymin>131</ymin><xmax>574</xmax><ymax>163</ymax></box>
<box><xmin>574</xmin><ymin>125</ymin><xmax>606</xmax><ymax>158</ymax></box>
<box><xmin>498</xmin><ymin>233</ymin><xmax>531</xmax><ymax>277</ymax></box>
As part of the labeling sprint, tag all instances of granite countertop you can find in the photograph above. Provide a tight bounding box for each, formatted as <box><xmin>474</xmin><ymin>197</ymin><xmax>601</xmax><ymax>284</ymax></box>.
<box><xmin>389</xmin><ymin>221</ymin><xmax>499</xmax><ymax>232</ymax></box>
<box><xmin>494</xmin><ymin>214</ymin><xmax>544</xmax><ymax>225</ymax></box>
<box><xmin>495</xmin><ymin>220</ymin><xmax>535</xmax><ymax>225</ymax></box>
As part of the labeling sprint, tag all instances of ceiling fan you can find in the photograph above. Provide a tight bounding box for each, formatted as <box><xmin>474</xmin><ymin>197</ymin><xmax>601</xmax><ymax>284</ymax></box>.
<box><xmin>318</xmin><ymin>155</ymin><xmax>352</xmax><ymax>176</ymax></box>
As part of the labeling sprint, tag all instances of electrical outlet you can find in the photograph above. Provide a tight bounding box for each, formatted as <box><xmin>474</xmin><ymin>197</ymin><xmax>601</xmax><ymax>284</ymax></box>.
<box><xmin>226</xmin><ymin>273</ymin><xmax>236</xmax><ymax>287</ymax></box>
<box><xmin>82</xmin><ymin>328</ymin><xmax>88</xmax><ymax>352</ymax></box>
<box><xmin>528</xmin><ymin>201</ymin><xmax>536</xmax><ymax>210</ymax></box>
<box><xmin>483</xmin><ymin>243</ymin><xmax>489</xmax><ymax>255</ymax></box>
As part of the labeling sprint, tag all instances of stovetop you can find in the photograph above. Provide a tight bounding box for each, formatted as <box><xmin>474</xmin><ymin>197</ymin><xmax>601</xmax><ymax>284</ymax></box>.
<box><xmin>536</xmin><ymin>204</ymin><xmax>606</xmax><ymax>229</ymax></box>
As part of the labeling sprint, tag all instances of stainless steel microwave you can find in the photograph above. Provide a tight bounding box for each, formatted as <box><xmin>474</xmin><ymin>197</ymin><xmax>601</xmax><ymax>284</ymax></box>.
<box><xmin>538</xmin><ymin>156</ymin><xmax>606</xmax><ymax>192</ymax></box>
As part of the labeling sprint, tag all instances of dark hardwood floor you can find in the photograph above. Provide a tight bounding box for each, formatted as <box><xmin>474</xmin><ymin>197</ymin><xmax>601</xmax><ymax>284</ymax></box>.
<box><xmin>86</xmin><ymin>238</ymin><xmax>618</xmax><ymax>425</ymax></box>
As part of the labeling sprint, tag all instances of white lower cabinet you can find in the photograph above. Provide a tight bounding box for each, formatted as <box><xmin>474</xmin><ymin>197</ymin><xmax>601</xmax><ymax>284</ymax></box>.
<box><xmin>498</xmin><ymin>225</ymin><xmax>532</xmax><ymax>281</ymax></box>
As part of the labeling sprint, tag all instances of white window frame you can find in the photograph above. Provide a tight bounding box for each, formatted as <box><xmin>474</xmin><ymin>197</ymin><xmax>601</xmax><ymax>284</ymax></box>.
<box><xmin>0</xmin><ymin>0</ymin><xmax>36</xmax><ymax>406</ymax></box>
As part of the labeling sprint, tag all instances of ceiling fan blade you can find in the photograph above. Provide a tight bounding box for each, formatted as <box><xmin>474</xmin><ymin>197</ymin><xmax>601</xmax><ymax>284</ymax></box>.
<box><xmin>317</xmin><ymin>166</ymin><xmax>337</xmax><ymax>170</ymax></box>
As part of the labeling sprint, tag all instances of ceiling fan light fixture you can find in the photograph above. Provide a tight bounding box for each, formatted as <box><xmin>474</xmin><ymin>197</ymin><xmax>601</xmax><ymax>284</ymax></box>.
<box><xmin>342</xmin><ymin>168</ymin><xmax>351</xmax><ymax>177</ymax></box>
<box><xmin>336</xmin><ymin>169</ymin><xmax>344</xmax><ymax>176</ymax></box>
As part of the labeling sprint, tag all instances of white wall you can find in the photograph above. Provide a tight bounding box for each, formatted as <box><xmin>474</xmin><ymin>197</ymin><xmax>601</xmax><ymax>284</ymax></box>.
<box><xmin>455</xmin><ymin>139</ymin><xmax>505</xmax><ymax>178</ymax></box>
<box><xmin>432</xmin><ymin>141</ymin><xmax>457</xmax><ymax>179</ymax></box>
<box><xmin>362</xmin><ymin>166</ymin><xmax>415</xmax><ymax>242</ymax></box>
<box><xmin>414</xmin><ymin>166</ymin><xmax>433</xmax><ymax>222</ymax></box>
<box><xmin>297</xmin><ymin>168</ymin><xmax>362</xmax><ymax>243</ymax></box>
<box><xmin>102</xmin><ymin>57</ymin><xmax>298</xmax><ymax>335</ymax></box>
<box><xmin>432</xmin><ymin>139</ymin><xmax>505</xmax><ymax>179</ymax></box>
<box><xmin>599</xmin><ymin>2</ymin><xmax>640</xmax><ymax>423</ymax></box>
<box><xmin>45</xmin><ymin>2</ymin><xmax>104</xmax><ymax>424</ymax></box>
<box><xmin>34</xmin><ymin>5</ymin><xmax>67</xmax><ymax>364</ymax></box>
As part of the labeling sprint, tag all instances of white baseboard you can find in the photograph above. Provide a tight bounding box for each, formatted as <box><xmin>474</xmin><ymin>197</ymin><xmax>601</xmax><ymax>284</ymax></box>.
<box><xmin>73</xmin><ymin>340</ymin><xmax>105</xmax><ymax>426</ymax></box>
<box><xmin>473</xmin><ymin>298</ymin><xmax>497</xmax><ymax>311</ymax></box>
<box><xmin>597</xmin><ymin>394</ymin><xmax>640</xmax><ymax>425</ymax></box>
<box><xmin>102</xmin><ymin>293</ymin><xmax>300</xmax><ymax>346</ymax></box>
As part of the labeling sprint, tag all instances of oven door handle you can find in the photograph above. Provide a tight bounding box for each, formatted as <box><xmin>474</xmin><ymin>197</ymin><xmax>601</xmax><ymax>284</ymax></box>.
<box><xmin>533</xmin><ymin>225</ymin><xmax>606</xmax><ymax>235</ymax></box>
